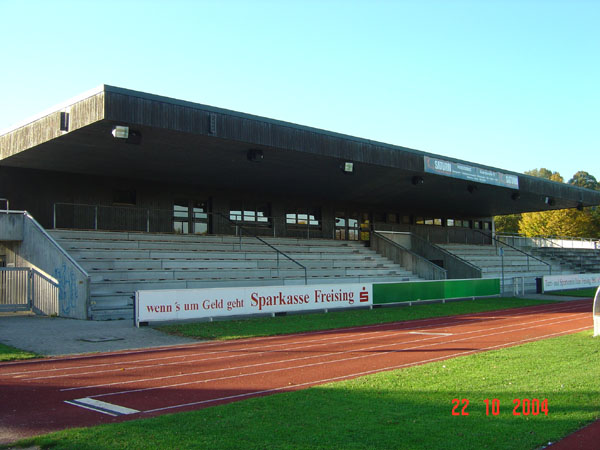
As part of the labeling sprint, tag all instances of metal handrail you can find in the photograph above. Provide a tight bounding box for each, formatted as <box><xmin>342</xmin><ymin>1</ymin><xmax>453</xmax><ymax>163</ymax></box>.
<box><xmin>408</xmin><ymin>231</ymin><xmax>482</xmax><ymax>273</ymax></box>
<box><xmin>496</xmin><ymin>232</ymin><xmax>599</xmax><ymax>250</ymax></box>
<box><xmin>216</xmin><ymin>212</ymin><xmax>308</xmax><ymax>285</ymax></box>
<box><xmin>30</xmin><ymin>267</ymin><xmax>59</xmax><ymax>286</ymax></box>
<box><xmin>24</xmin><ymin>211</ymin><xmax>89</xmax><ymax>278</ymax></box>
<box><xmin>497</xmin><ymin>234</ymin><xmax>600</xmax><ymax>273</ymax></box>
<box><xmin>537</xmin><ymin>235</ymin><xmax>560</xmax><ymax>249</ymax></box>
<box><xmin>372</xmin><ymin>231</ymin><xmax>447</xmax><ymax>279</ymax></box>
<box><xmin>0</xmin><ymin>198</ymin><xmax>8</xmax><ymax>213</ymax></box>
<box><xmin>0</xmin><ymin>266</ymin><xmax>59</xmax><ymax>315</ymax></box>
<box><xmin>52</xmin><ymin>202</ymin><xmax>330</xmax><ymax>238</ymax></box>
<box><xmin>475</xmin><ymin>229</ymin><xmax>551</xmax><ymax>275</ymax></box>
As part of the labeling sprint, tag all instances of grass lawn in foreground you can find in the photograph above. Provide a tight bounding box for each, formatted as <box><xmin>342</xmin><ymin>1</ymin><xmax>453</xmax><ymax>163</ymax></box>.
<box><xmin>551</xmin><ymin>287</ymin><xmax>598</xmax><ymax>298</ymax></box>
<box><xmin>158</xmin><ymin>297</ymin><xmax>555</xmax><ymax>340</ymax></box>
<box><xmin>11</xmin><ymin>330</ymin><xmax>599</xmax><ymax>450</ymax></box>
<box><xmin>0</xmin><ymin>342</ymin><xmax>39</xmax><ymax>361</ymax></box>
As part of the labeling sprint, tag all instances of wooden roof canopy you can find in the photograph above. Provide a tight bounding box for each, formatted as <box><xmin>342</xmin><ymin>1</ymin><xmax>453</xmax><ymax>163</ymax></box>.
<box><xmin>1</xmin><ymin>85</ymin><xmax>599</xmax><ymax>218</ymax></box>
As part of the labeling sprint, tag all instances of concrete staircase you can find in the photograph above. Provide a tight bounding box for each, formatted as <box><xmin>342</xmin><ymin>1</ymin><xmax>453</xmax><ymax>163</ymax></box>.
<box><xmin>531</xmin><ymin>247</ymin><xmax>600</xmax><ymax>274</ymax></box>
<box><xmin>438</xmin><ymin>244</ymin><xmax>573</xmax><ymax>294</ymax></box>
<box><xmin>49</xmin><ymin>230</ymin><xmax>422</xmax><ymax>320</ymax></box>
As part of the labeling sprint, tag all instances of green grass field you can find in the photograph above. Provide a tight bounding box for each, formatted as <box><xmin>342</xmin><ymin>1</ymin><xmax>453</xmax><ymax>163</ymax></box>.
<box><xmin>0</xmin><ymin>343</ymin><xmax>38</xmax><ymax>361</ymax></box>
<box><xmin>3</xmin><ymin>297</ymin><xmax>597</xmax><ymax>449</ymax></box>
<box><xmin>551</xmin><ymin>287</ymin><xmax>598</xmax><ymax>298</ymax></box>
<box><xmin>9</xmin><ymin>330</ymin><xmax>599</xmax><ymax>450</ymax></box>
<box><xmin>158</xmin><ymin>297</ymin><xmax>554</xmax><ymax>341</ymax></box>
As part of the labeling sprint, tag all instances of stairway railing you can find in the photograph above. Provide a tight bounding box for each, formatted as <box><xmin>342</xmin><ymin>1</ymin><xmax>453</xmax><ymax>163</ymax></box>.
<box><xmin>216</xmin><ymin>212</ymin><xmax>308</xmax><ymax>285</ymax></box>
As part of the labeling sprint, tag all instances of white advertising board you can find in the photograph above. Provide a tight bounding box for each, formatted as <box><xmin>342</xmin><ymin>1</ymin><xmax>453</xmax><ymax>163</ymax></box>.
<box><xmin>135</xmin><ymin>283</ymin><xmax>373</xmax><ymax>326</ymax></box>
<box><xmin>542</xmin><ymin>273</ymin><xmax>600</xmax><ymax>293</ymax></box>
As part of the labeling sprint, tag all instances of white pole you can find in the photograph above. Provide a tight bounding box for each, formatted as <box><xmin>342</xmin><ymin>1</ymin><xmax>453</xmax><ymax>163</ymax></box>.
<box><xmin>593</xmin><ymin>286</ymin><xmax>600</xmax><ymax>337</ymax></box>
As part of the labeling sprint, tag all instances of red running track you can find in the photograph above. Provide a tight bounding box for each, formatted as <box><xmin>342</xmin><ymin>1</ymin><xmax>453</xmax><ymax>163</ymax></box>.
<box><xmin>0</xmin><ymin>299</ymin><xmax>593</xmax><ymax>444</ymax></box>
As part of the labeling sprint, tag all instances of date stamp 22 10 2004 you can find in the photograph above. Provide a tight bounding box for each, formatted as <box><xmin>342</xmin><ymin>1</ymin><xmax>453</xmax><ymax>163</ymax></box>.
<box><xmin>452</xmin><ymin>398</ymin><xmax>549</xmax><ymax>416</ymax></box>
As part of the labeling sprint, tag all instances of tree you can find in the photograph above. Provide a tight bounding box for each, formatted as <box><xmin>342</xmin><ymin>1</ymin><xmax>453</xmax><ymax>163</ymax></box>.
<box><xmin>519</xmin><ymin>208</ymin><xmax>597</xmax><ymax>238</ymax></box>
<box><xmin>494</xmin><ymin>168</ymin><xmax>562</xmax><ymax>236</ymax></box>
<box><xmin>517</xmin><ymin>168</ymin><xmax>600</xmax><ymax>238</ymax></box>
<box><xmin>567</xmin><ymin>171</ymin><xmax>600</xmax><ymax>237</ymax></box>
<box><xmin>525</xmin><ymin>168</ymin><xmax>563</xmax><ymax>183</ymax></box>
<box><xmin>494</xmin><ymin>214</ymin><xmax>521</xmax><ymax>234</ymax></box>
<box><xmin>568</xmin><ymin>171</ymin><xmax>599</xmax><ymax>190</ymax></box>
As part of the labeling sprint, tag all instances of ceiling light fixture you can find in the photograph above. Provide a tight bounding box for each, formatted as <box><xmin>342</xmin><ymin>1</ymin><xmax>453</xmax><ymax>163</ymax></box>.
<box><xmin>112</xmin><ymin>126</ymin><xmax>129</xmax><ymax>139</ymax></box>
<box><xmin>247</xmin><ymin>149</ymin><xmax>264</xmax><ymax>162</ymax></box>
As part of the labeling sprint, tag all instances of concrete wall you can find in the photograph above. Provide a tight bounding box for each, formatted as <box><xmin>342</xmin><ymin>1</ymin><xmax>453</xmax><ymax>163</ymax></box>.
<box><xmin>0</xmin><ymin>212</ymin><xmax>24</xmax><ymax>241</ymax></box>
<box><xmin>375</xmin><ymin>230</ymin><xmax>412</xmax><ymax>249</ymax></box>
<box><xmin>0</xmin><ymin>212</ymin><xmax>89</xmax><ymax>319</ymax></box>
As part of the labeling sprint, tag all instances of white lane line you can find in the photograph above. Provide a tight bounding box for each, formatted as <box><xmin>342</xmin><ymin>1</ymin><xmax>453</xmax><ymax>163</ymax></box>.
<box><xmin>60</xmin><ymin>312</ymin><xmax>588</xmax><ymax>393</ymax></box>
<box><xmin>408</xmin><ymin>331</ymin><xmax>453</xmax><ymax>336</ymax></box>
<box><xmin>4</xmin><ymin>300</ymin><xmax>587</xmax><ymax>378</ymax></box>
<box><xmin>22</xmin><ymin>326</ymin><xmax>406</xmax><ymax>380</ymax></box>
<box><xmin>59</xmin><ymin>330</ymin><xmax>446</xmax><ymax>392</ymax></box>
<box><xmin>7</xmin><ymin>329</ymin><xmax>380</xmax><ymax>378</ymax></box>
<box><xmin>24</xmin><ymin>301</ymin><xmax>588</xmax><ymax>381</ymax></box>
<box><xmin>142</xmin><ymin>325</ymin><xmax>591</xmax><ymax>414</ymax></box>
<box><xmin>60</xmin><ymin>310</ymin><xmax>583</xmax><ymax>393</ymax></box>
<box><xmin>64</xmin><ymin>397</ymin><xmax>139</xmax><ymax>416</ymax></box>
<box><xmin>84</xmin><ymin>314</ymin><xmax>589</xmax><ymax>399</ymax></box>
<box><xmin>1</xmin><ymin>300</ymin><xmax>590</xmax><ymax>371</ymax></box>
<box><xmin>45</xmin><ymin>327</ymin><xmax>422</xmax><ymax>383</ymax></box>
<box><xmin>10</xmin><ymin>315</ymin><xmax>441</xmax><ymax>378</ymax></box>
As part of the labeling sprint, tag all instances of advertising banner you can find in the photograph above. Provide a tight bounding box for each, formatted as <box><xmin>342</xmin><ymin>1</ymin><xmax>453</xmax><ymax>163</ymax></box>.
<box><xmin>136</xmin><ymin>283</ymin><xmax>373</xmax><ymax>326</ymax></box>
<box><xmin>542</xmin><ymin>273</ymin><xmax>600</xmax><ymax>293</ymax></box>
<box><xmin>424</xmin><ymin>156</ymin><xmax>519</xmax><ymax>189</ymax></box>
<box><xmin>373</xmin><ymin>278</ymin><xmax>500</xmax><ymax>304</ymax></box>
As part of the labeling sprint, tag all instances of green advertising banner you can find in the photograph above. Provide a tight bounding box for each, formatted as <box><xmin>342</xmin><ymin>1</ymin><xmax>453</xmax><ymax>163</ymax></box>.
<box><xmin>373</xmin><ymin>278</ymin><xmax>500</xmax><ymax>305</ymax></box>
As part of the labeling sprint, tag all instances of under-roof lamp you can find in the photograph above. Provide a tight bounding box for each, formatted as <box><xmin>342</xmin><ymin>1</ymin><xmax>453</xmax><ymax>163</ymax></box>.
<box><xmin>412</xmin><ymin>176</ymin><xmax>424</xmax><ymax>185</ymax></box>
<box><xmin>112</xmin><ymin>126</ymin><xmax>129</xmax><ymax>139</ymax></box>
<box><xmin>247</xmin><ymin>149</ymin><xmax>264</xmax><ymax>162</ymax></box>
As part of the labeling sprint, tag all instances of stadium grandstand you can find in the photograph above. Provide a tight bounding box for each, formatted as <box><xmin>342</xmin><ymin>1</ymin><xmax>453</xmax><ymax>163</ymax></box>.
<box><xmin>1</xmin><ymin>85</ymin><xmax>599</xmax><ymax>320</ymax></box>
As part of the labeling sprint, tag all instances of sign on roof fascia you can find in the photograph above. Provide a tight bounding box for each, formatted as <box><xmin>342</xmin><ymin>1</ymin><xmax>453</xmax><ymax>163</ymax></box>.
<box><xmin>424</xmin><ymin>156</ymin><xmax>519</xmax><ymax>189</ymax></box>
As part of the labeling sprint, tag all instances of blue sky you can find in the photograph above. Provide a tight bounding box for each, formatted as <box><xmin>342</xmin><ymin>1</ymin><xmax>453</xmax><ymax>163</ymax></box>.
<box><xmin>1</xmin><ymin>0</ymin><xmax>598</xmax><ymax>181</ymax></box>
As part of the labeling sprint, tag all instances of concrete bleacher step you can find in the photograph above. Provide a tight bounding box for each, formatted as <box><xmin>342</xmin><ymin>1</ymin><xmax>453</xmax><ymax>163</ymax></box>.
<box><xmin>66</xmin><ymin>249</ymin><xmax>377</xmax><ymax>261</ymax></box>
<box><xmin>51</xmin><ymin>230</ymin><xmax>357</xmax><ymax>249</ymax></box>
<box><xmin>58</xmin><ymin>240</ymin><xmax>363</xmax><ymax>254</ymax></box>
<box><xmin>532</xmin><ymin>247</ymin><xmax>600</xmax><ymax>274</ymax></box>
<box><xmin>89</xmin><ymin>273</ymin><xmax>418</xmax><ymax>294</ymax></box>
<box><xmin>50</xmin><ymin>230</ymin><xmax>424</xmax><ymax>320</ymax></box>
<box><xmin>78</xmin><ymin>258</ymin><xmax>398</xmax><ymax>271</ymax></box>
<box><xmin>438</xmin><ymin>243</ymin><xmax>578</xmax><ymax>294</ymax></box>
<box><xmin>88</xmin><ymin>267</ymin><xmax>413</xmax><ymax>282</ymax></box>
